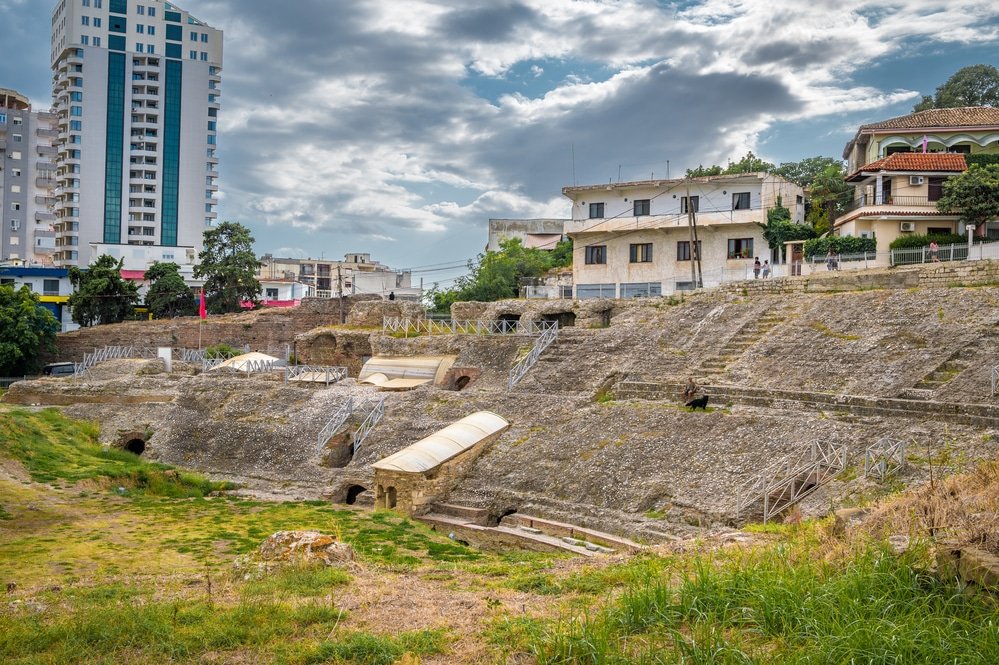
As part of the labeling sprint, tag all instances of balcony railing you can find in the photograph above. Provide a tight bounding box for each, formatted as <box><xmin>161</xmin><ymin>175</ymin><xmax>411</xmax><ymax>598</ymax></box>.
<box><xmin>842</xmin><ymin>194</ymin><xmax>937</xmax><ymax>215</ymax></box>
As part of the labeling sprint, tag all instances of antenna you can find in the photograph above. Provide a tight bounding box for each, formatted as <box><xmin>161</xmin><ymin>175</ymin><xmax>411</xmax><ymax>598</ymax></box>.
<box><xmin>571</xmin><ymin>144</ymin><xmax>576</xmax><ymax>186</ymax></box>
<box><xmin>667</xmin><ymin>160</ymin><xmax>670</xmax><ymax>180</ymax></box>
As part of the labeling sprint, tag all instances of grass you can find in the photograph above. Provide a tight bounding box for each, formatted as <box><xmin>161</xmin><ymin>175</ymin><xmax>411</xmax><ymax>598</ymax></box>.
<box><xmin>807</xmin><ymin>321</ymin><xmax>861</xmax><ymax>341</ymax></box>
<box><xmin>498</xmin><ymin>536</ymin><xmax>999</xmax><ymax>664</ymax></box>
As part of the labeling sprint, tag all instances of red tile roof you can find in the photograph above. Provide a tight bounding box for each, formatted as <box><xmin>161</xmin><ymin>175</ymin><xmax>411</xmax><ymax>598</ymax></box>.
<box><xmin>846</xmin><ymin>152</ymin><xmax>967</xmax><ymax>181</ymax></box>
<box><xmin>859</xmin><ymin>107</ymin><xmax>999</xmax><ymax>131</ymax></box>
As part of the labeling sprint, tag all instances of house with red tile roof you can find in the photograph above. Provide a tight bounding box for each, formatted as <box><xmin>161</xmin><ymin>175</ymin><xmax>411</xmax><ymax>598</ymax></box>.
<box><xmin>834</xmin><ymin>106</ymin><xmax>999</xmax><ymax>256</ymax></box>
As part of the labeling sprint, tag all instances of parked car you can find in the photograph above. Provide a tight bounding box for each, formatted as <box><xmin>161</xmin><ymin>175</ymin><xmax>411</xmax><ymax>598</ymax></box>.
<box><xmin>42</xmin><ymin>362</ymin><xmax>76</xmax><ymax>377</ymax></box>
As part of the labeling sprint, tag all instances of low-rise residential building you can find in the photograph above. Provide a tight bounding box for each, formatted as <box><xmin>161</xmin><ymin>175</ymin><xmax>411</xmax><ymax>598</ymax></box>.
<box><xmin>0</xmin><ymin>264</ymin><xmax>77</xmax><ymax>331</ymax></box>
<box><xmin>258</xmin><ymin>252</ymin><xmax>420</xmax><ymax>300</ymax></box>
<box><xmin>564</xmin><ymin>173</ymin><xmax>804</xmax><ymax>298</ymax></box>
<box><xmin>835</xmin><ymin>153</ymin><xmax>968</xmax><ymax>253</ymax></box>
<box><xmin>486</xmin><ymin>218</ymin><xmax>569</xmax><ymax>252</ymax></box>
<box><xmin>843</xmin><ymin>106</ymin><xmax>999</xmax><ymax>173</ymax></box>
<box><xmin>259</xmin><ymin>278</ymin><xmax>314</xmax><ymax>307</ymax></box>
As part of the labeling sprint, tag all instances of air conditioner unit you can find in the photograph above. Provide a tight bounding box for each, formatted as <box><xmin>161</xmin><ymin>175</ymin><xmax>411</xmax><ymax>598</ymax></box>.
<box><xmin>909</xmin><ymin>176</ymin><xmax>925</xmax><ymax>186</ymax></box>
<box><xmin>900</xmin><ymin>222</ymin><xmax>917</xmax><ymax>232</ymax></box>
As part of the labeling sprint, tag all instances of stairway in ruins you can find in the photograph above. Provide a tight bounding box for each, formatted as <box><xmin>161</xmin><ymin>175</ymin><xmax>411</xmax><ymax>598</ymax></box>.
<box><xmin>513</xmin><ymin>327</ymin><xmax>619</xmax><ymax>394</ymax></box>
<box><xmin>897</xmin><ymin>339</ymin><xmax>985</xmax><ymax>401</ymax></box>
<box><xmin>696</xmin><ymin>310</ymin><xmax>786</xmax><ymax>382</ymax></box>
<box><xmin>416</xmin><ymin>502</ymin><xmax>644</xmax><ymax>556</ymax></box>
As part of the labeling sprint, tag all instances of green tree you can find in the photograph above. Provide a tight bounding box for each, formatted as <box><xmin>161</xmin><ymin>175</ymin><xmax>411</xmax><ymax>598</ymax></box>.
<box><xmin>68</xmin><ymin>255</ymin><xmax>140</xmax><ymax>327</ymax></box>
<box><xmin>773</xmin><ymin>156</ymin><xmax>845</xmax><ymax>187</ymax></box>
<box><xmin>685</xmin><ymin>164</ymin><xmax>724</xmax><ymax>178</ymax></box>
<box><xmin>0</xmin><ymin>285</ymin><xmax>60</xmax><ymax>375</ymax></box>
<box><xmin>762</xmin><ymin>196</ymin><xmax>816</xmax><ymax>251</ymax></box>
<box><xmin>144</xmin><ymin>261</ymin><xmax>196</xmax><ymax>319</ymax></box>
<box><xmin>914</xmin><ymin>64</ymin><xmax>999</xmax><ymax>111</ymax></box>
<box><xmin>194</xmin><ymin>221</ymin><xmax>262</xmax><ymax>314</ymax></box>
<box><xmin>428</xmin><ymin>237</ymin><xmax>569</xmax><ymax>313</ymax></box>
<box><xmin>937</xmin><ymin>164</ymin><xmax>999</xmax><ymax>232</ymax></box>
<box><xmin>808</xmin><ymin>164</ymin><xmax>852</xmax><ymax>232</ymax></box>
<box><xmin>723</xmin><ymin>151</ymin><xmax>775</xmax><ymax>174</ymax></box>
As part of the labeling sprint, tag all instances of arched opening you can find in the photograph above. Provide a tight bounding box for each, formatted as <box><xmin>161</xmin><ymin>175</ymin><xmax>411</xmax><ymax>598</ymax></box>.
<box><xmin>124</xmin><ymin>439</ymin><xmax>146</xmax><ymax>456</ymax></box>
<box><xmin>498</xmin><ymin>313</ymin><xmax>521</xmax><ymax>333</ymax></box>
<box><xmin>543</xmin><ymin>312</ymin><xmax>576</xmax><ymax>328</ymax></box>
<box><xmin>386</xmin><ymin>486</ymin><xmax>397</xmax><ymax>509</ymax></box>
<box><xmin>345</xmin><ymin>485</ymin><xmax>367</xmax><ymax>505</ymax></box>
<box><xmin>487</xmin><ymin>506</ymin><xmax>518</xmax><ymax>527</ymax></box>
<box><xmin>454</xmin><ymin>375</ymin><xmax>471</xmax><ymax>391</ymax></box>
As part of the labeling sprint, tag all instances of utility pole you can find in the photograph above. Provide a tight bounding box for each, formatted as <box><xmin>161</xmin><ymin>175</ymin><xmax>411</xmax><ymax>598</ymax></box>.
<box><xmin>686</xmin><ymin>179</ymin><xmax>697</xmax><ymax>287</ymax></box>
<box><xmin>337</xmin><ymin>265</ymin><xmax>344</xmax><ymax>324</ymax></box>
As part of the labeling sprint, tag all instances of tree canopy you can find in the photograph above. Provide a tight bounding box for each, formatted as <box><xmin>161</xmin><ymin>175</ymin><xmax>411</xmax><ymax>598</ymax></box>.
<box><xmin>685</xmin><ymin>151</ymin><xmax>775</xmax><ymax>178</ymax></box>
<box><xmin>0</xmin><ymin>285</ymin><xmax>60</xmax><ymax>376</ymax></box>
<box><xmin>937</xmin><ymin>164</ymin><xmax>999</xmax><ymax>230</ymax></box>
<box><xmin>194</xmin><ymin>221</ymin><xmax>262</xmax><ymax>314</ymax></box>
<box><xmin>68</xmin><ymin>255</ymin><xmax>140</xmax><ymax>327</ymax></box>
<box><xmin>429</xmin><ymin>237</ymin><xmax>572</xmax><ymax>313</ymax></box>
<box><xmin>762</xmin><ymin>197</ymin><xmax>816</xmax><ymax>250</ymax></box>
<box><xmin>144</xmin><ymin>261</ymin><xmax>196</xmax><ymax>319</ymax></box>
<box><xmin>914</xmin><ymin>64</ymin><xmax>999</xmax><ymax>111</ymax></box>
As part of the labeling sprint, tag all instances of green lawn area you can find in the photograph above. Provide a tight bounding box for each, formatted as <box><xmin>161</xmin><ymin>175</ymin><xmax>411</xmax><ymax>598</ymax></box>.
<box><xmin>2</xmin><ymin>407</ymin><xmax>998</xmax><ymax>664</ymax></box>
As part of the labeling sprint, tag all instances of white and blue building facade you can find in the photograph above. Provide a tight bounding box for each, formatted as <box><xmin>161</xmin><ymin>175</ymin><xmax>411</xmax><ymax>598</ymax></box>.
<box><xmin>0</xmin><ymin>265</ymin><xmax>78</xmax><ymax>331</ymax></box>
<box><xmin>50</xmin><ymin>0</ymin><xmax>222</xmax><ymax>266</ymax></box>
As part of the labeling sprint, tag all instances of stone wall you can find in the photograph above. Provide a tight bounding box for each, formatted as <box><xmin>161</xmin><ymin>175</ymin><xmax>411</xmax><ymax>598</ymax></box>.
<box><xmin>451</xmin><ymin>298</ymin><xmax>616</xmax><ymax>328</ymax></box>
<box><xmin>294</xmin><ymin>329</ymin><xmax>373</xmax><ymax>376</ymax></box>
<box><xmin>346</xmin><ymin>300</ymin><xmax>426</xmax><ymax>327</ymax></box>
<box><xmin>50</xmin><ymin>296</ymin><xmax>378</xmax><ymax>362</ymax></box>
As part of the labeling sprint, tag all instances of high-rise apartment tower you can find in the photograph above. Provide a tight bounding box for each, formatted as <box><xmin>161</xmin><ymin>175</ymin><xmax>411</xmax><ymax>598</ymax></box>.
<box><xmin>50</xmin><ymin>0</ymin><xmax>222</xmax><ymax>266</ymax></box>
<box><xmin>0</xmin><ymin>88</ymin><xmax>59</xmax><ymax>263</ymax></box>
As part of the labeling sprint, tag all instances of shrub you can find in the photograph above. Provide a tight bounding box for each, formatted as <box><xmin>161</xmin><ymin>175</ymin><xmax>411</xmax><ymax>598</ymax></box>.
<box><xmin>965</xmin><ymin>153</ymin><xmax>999</xmax><ymax>169</ymax></box>
<box><xmin>205</xmin><ymin>343</ymin><xmax>240</xmax><ymax>359</ymax></box>
<box><xmin>802</xmin><ymin>235</ymin><xmax>877</xmax><ymax>258</ymax></box>
<box><xmin>889</xmin><ymin>233</ymin><xmax>966</xmax><ymax>250</ymax></box>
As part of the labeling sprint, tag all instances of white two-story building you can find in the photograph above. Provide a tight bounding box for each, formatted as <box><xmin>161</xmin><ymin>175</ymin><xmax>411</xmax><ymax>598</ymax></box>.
<box><xmin>564</xmin><ymin>173</ymin><xmax>804</xmax><ymax>298</ymax></box>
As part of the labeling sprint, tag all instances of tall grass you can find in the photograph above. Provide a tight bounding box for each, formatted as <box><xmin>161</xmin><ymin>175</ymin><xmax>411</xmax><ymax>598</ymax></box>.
<box><xmin>520</xmin><ymin>542</ymin><xmax>999</xmax><ymax>664</ymax></box>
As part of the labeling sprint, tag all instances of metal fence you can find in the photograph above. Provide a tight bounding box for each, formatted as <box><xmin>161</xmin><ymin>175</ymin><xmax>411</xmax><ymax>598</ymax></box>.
<box><xmin>864</xmin><ymin>437</ymin><xmax>906</xmax><ymax>481</ymax></box>
<box><xmin>285</xmin><ymin>365</ymin><xmax>348</xmax><ymax>386</ymax></box>
<box><xmin>0</xmin><ymin>377</ymin><xmax>28</xmax><ymax>389</ymax></box>
<box><xmin>736</xmin><ymin>440</ymin><xmax>849</xmax><ymax>523</ymax></box>
<box><xmin>382</xmin><ymin>317</ymin><xmax>557</xmax><ymax>336</ymax></box>
<box><xmin>890</xmin><ymin>243</ymin><xmax>968</xmax><ymax>266</ymax></box>
<box><xmin>353</xmin><ymin>396</ymin><xmax>386</xmax><ymax>452</ymax></box>
<box><xmin>318</xmin><ymin>398</ymin><xmax>353</xmax><ymax>449</ymax></box>
<box><xmin>508</xmin><ymin>322</ymin><xmax>560</xmax><ymax>389</ymax></box>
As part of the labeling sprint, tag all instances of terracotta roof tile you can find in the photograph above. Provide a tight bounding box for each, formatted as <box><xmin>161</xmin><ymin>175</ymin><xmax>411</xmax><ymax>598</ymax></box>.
<box><xmin>860</xmin><ymin>106</ymin><xmax>999</xmax><ymax>131</ymax></box>
<box><xmin>846</xmin><ymin>152</ymin><xmax>967</xmax><ymax>180</ymax></box>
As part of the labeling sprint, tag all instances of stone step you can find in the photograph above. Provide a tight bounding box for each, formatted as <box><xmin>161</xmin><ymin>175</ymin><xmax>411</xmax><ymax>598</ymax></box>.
<box><xmin>501</xmin><ymin>513</ymin><xmax>645</xmax><ymax>552</ymax></box>
<box><xmin>432</xmin><ymin>502</ymin><xmax>490</xmax><ymax>524</ymax></box>
<box><xmin>416</xmin><ymin>513</ymin><xmax>596</xmax><ymax>556</ymax></box>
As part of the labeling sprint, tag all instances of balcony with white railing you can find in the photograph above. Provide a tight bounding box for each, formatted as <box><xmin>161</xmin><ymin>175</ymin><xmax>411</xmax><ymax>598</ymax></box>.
<box><xmin>567</xmin><ymin>207</ymin><xmax>763</xmax><ymax>234</ymax></box>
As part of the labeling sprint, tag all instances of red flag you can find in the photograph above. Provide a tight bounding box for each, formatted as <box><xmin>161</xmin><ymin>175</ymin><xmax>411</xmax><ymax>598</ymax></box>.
<box><xmin>199</xmin><ymin>290</ymin><xmax>207</xmax><ymax>319</ymax></box>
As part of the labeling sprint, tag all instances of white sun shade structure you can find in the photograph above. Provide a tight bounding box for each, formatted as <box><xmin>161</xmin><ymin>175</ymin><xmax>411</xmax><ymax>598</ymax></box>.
<box><xmin>371</xmin><ymin>411</ymin><xmax>510</xmax><ymax>474</ymax></box>
<box><xmin>358</xmin><ymin>355</ymin><xmax>457</xmax><ymax>390</ymax></box>
<box><xmin>211</xmin><ymin>352</ymin><xmax>282</xmax><ymax>372</ymax></box>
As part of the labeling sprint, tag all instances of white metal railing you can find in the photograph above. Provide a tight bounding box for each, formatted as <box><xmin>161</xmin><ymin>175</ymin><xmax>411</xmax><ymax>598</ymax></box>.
<box><xmin>318</xmin><ymin>397</ymin><xmax>353</xmax><ymax>449</ymax></box>
<box><xmin>382</xmin><ymin>317</ymin><xmax>557</xmax><ymax>336</ymax></box>
<box><xmin>353</xmin><ymin>396</ymin><xmax>386</xmax><ymax>452</ymax></box>
<box><xmin>864</xmin><ymin>437</ymin><xmax>906</xmax><ymax>481</ymax></box>
<box><xmin>202</xmin><ymin>357</ymin><xmax>279</xmax><ymax>375</ymax></box>
<box><xmin>508</xmin><ymin>322</ymin><xmax>560</xmax><ymax>389</ymax></box>
<box><xmin>890</xmin><ymin>243</ymin><xmax>968</xmax><ymax>266</ymax></box>
<box><xmin>736</xmin><ymin>440</ymin><xmax>849</xmax><ymax>523</ymax></box>
<box><xmin>285</xmin><ymin>365</ymin><xmax>348</xmax><ymax>386</ymax></box>
<box><xmin>181</xmin><ymin>348</ymin><xmax>206</xmax><ymax>363</ymax></box>
<box><xmin>74</xmin><ymin>345</ymin><xmax>160</xmax><ymax>377</ymax></box>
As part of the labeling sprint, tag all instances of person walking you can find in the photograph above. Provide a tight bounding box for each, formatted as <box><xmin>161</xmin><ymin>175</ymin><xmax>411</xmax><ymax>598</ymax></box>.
<box><xmin>762</xmin><ymin>260</ymin><xmax>771</xmax><ymax>278</ymax></box>
<box><xmin>929</xmin><ymin>240</ymin><xmax>940</xmax><ymax>263</ymax></box>
<box><xmin>753</xmin><ymin>257</ymin><xmax>761</xmax><ymax>279</ymax></box>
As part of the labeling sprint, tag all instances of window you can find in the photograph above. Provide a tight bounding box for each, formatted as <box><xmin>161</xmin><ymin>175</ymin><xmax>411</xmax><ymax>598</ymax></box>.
<box><xmin>70</xmin><ymin>91</ymin><xmax>82</xmax><ymax>101</ymax></box>
<box><xmin>12</xmin><ymin>133</ymin><xmax>21</xmax><ymax>142</ymax></box>
<box><xmin>190</xmin><ymin>50</ymin><xmax>197</xmax><ymax>59</ymax></box>
<box><xmin>190</xmin><ymin>31</ymin><xmax>198</xmax><ymax>41</ymax></box>
<box><xmin>928</xmin><ymin>177</ymin><xmax>946</xmax><ymax>202</ymax></box>
<box><xmin>81</xmin><ymin>35</ymin><xmax>89</xmax><ymax>45</ymax></box>
<box><xmin>70</xmin><ymin>120</ymin><xmax>82</xmax><ymax>130</ymax></box>
<box><xmin>11</xmin><ymin>203</ymin><xmax>21</xmax><ymax>211</ymax></box>
<box><xmin>147</xmin><ymin>25</ymin><xmax>154</xmax><ymax>35</ymax></box>
<box><xmin>629</xmin><ymin>243</ymin><xmax>653</xmax><ymax>263</ymax></box>
<box><xmin>928</xmin><ymin>227</ymin><xmax>952</xmax><ymax>236</ymax></box>
<box><xmin>10</xmin><ymin>219</ymin><xmax>20</xmax><ymax>230</ymax></box>
<box><xmin>200</xmin><ymin>52</ymin><xmax>208</xmax><ymax>61</ymax></box>
<box><xmin>0</xmin><ymin>112</ymin><xmax>5</xmax><ymax>123</ymax></box>
<box><xmin>588</xmin><ymin>202</ymin><xmax>604</xmax><ymax>219</ymax></box>
<box><xmin>584</xmin><ymin>245</ymin><xmax>607</xmax><ymax>265</ymax></box>
<box><xmin>11</xmin><ymin>168</ymin><xmax>20</xmax><ymax>177</ymax></box>
<box><xmin>81</xmin><ymin>16</ymin><xmax>90</xmax><ymax>25</ymax></box>
<box><xmin>93</xmin><ymin>17</ymin><xmax>101</xmax><ymax>27</ymax></box>
<box><xmin>93</xmin><ymin>36</ymin><xmax>101</xmax><ymax>46</ymax></box>
<box><xmin>83</xmin><ymin>0</ymin><xmax>90</xmax><ymax>6</ymax></box>
<box><xmin>148</xmin><ymin>7</ymin><xmax>155</xmax><ymax>17</ymax></box>
<box><xmin>136</xmin><ymin>24</ymin><xmax>144</xmax><ymax>33</ymax></box>
<box><xmin>146</xmin><ymin>44</ymin><xmax>153</xmax><ymax>53</ymax></box>
<box><xmin>95</xmin><ymin>0</ymin><xmax>102</xmax><ymax>7</ymax></box>
<box><xmin>677</xmin><ymin>241</ymin><xmax>701</xmax><ymax>261</ymax></box>
<box><xmin>201</xmin><ymin>33</ymin><xmax>208</xmax><ymax>42</ymax></box>
<box><xmin>43</xmin><ymin>279</ymin><xmax>61</xmax><ymax>295</ymax></box>
<box><xmin>727</xmin><ymin>238</ymin><xmax>754</xmax><ymax>259</ymax></box>
<box><xmin>207</xmin><ymin>121</ymin><xmax>216</xmax><ymax>130</ymax></box>
<box><xmin>136</xmin><ymin>43</ymin><xmax>144</xmax><ymax>52</ymax></box>
<box><xmin>266</xmin><ymin>288</ymin><xmax>279</xmax><ymax>299</ymax></box>
<box><xmin>207</xmin><ymin>134</ymin><xmax>216</xmax><ymax>144</ymax></box>
<box><xmin>633</xmin><ymin>199</ymin><xmax>650</xmax><ymax>216</ymax></box>
<box><xmin>681</xmin><ymin>196</ymin><xmax>699</xmax><ymax>213</ymax></box>
<box><xmin>732</xmin><ymin>192</ymin><xmax>751</xmax><ymax>210</ymax></box>
<box><xmin>137</xmin><ymin>4</ymin><xmax>144</xmax><ymax>14</ymax></box>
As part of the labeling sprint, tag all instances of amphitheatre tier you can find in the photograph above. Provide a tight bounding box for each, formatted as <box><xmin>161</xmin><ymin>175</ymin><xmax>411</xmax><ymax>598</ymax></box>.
<box><xmin>7</xmin><ymin>263</ymin><xmax>999</xmax><ymax>540</ymax></box>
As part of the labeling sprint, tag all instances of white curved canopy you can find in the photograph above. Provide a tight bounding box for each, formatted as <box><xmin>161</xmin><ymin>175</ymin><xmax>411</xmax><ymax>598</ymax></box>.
<box><xmin>372</xmin><ymin>411</ymin><xmax>510</xmax><ymax>474</ymax></box>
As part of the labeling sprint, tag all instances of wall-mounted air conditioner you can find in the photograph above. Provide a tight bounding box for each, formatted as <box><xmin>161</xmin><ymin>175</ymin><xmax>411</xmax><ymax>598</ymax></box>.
<box><xmin>909</xmin><ymin>176</ymin><xmax>925</xmax><ymax>186</ymax></box>
<box><xmin>900</xmin><ymin>221</ymin><xmax>917</xmax><ymax>232</ymax></box>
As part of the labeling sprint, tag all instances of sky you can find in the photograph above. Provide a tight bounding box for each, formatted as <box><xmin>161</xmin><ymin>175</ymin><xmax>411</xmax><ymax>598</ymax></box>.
<box><xmin>2</xmin><ymin>0</ymin><xmax>998</xmax><ymax>288</ymax></box>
